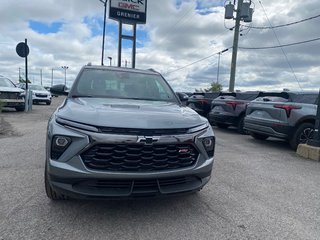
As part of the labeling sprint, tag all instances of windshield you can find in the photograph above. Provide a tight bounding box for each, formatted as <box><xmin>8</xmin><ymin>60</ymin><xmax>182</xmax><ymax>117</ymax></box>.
<box><xmin>71</xmin><ymin>69</ymin><xmax>177</xmax><ymax>102</ymax></box>
<box><xmin>29</xmin><ymin>85</ymin><xmax>46</xmax><ymax>91</ymax></box>
<box><xmin>0</xmin><ymin>77</ymin><xmax>15</xmax><ymax>88</ymax></box>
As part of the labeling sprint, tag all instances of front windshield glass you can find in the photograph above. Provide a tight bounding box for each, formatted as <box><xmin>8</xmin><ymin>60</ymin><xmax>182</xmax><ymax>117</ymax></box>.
<box><xmin>0</xmin><ymin>77</ymin><xmax>15</xmax><ymax>87</ymax></box>
<box><xmin>72</xmin><ymin>69</ymin><xmax>177</xmax><ymax>102</ymax></box>
<box><xmin>29</xmin><ymin>85</ymin><xmax>46</xmax><ymax>91</ymax></box>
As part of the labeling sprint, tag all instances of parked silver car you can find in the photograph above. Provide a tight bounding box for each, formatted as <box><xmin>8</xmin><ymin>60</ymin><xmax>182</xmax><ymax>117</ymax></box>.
<box><xmin>0</xmin><ymin>75</ymin><xmax>25</xmax><ymax>111</ymax></box>
<box><xmin>244</xmin><ymin>91</ymin><xmax>318</xmax><ymax>149</ymax></box>
<box><xmin>45</xmin><ymin>65</ymin><xmax>215</xmax><ymax>200</ymax></box>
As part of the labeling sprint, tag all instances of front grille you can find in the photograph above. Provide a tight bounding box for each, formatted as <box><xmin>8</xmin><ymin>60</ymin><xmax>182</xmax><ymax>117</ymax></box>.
<box><xmin>0</xmin><ymin>92</ymin><xmax>20</xmax><ymax>100</ymax></box>
<box><xmin>73</xmin><ymin>176</ymin><xmax>201</xmax><ymax>196</ymax></box>
<box><xmin>81</xmin><ymin>144</ymin><xmax>199</xmax><ymax>172</ymax></box>
<box><xmin>35</xmin><ymin>93</ymin><xmax>47</xmax><ymax>98</ymax></box>
<box><xmin>99</xmin><ymin>127</ymin><xmax>188</xmax><ymax>135</ymax></box>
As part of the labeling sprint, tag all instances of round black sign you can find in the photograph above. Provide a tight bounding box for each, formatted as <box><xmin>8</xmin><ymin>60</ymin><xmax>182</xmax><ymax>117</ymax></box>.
<box><xmin>16</xmin><ymin>42</ymin><xmax>30</xmax><ymax>58</ymax></box>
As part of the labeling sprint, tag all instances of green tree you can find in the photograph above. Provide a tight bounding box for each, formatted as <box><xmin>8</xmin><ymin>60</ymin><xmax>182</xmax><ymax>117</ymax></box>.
<box><xmin>19</xmin><ymin>76</ymin><xmax>31</xmax><ymax>83</ymax></box>
<box><xmin>195</xmin><ymin>82</ymin><xmax>223</xmax><ymax>93</ymax></box>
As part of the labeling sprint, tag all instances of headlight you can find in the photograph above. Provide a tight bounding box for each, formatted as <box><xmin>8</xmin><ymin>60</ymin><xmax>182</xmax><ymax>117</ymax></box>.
<box><xmin>51</xmin><ymin>135</ymin><xmax>72</xmax><ymax>160</ymax></box>
<box><xmin>202</xmin><ymin>136</ymin><xmax>215</xmax><ymax>157</ymax></box>
<box><xmin>188</xmin><ymin>123</ymin><xmax>209</xmax><ymax>133</ymax></box>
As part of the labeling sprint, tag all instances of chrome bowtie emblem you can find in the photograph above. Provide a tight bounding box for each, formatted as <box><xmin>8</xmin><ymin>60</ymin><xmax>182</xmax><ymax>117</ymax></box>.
<box><xmin>137</xmin><ymin>136</ymin><xmax>160</xmax><ymax>145</ymax></box>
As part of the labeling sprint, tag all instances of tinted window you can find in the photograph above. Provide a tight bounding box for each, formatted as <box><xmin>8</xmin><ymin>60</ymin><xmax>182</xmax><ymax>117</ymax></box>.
<box><xmin>291</xmin><ymin>93</ymin><xmax>318</xmax><ymax>104</ymax></box>
<box><xmin>236</xmin><ymin>92</ymin><xmax>260</xmax><ymax>100</ymax></box>
<box><xmin>72</xmin><ymin>69</ymin><xmax>177</xmax><ymax>102</ymax></box>
<box><xmin>254</xmin><ymin>97</ymin><xmax>288</xmax><ymax>102</ymax></box>
<box><xmin>214</xmin><ymin>96</ymin><xmax>235</xmax><ymax>100</ymax></box>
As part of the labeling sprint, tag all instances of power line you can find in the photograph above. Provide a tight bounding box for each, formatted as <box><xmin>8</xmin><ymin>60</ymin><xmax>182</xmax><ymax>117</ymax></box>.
<box><xmin>164</xmin><ymin>47</ymin><xmax>231</xmax><ymax>75</ymax></box>
<box><xmin>241</xmin><ymin>13</ymin><xmax>320</xmax><ymax>29</ymax></box>
<box><xmin>258</xmin><ymin>0</ymin><xmax>303</xmax><ymax>91</ymax></box>
<box><xmin>238</xmin><ymin>36</ymin><xmax>320</xmax><ymax>49</ymax></box>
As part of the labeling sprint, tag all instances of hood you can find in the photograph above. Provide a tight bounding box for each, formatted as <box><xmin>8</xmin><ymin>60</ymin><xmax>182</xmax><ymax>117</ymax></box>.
<box><xmin>56</xmin><ymin>98</ymin><xmax>207</xmax><ymax>129</ymax></box>
<box><xmin>0</xmin><ymin>87</ymin><xmax>24</xmax><ymax>93</ymax></box>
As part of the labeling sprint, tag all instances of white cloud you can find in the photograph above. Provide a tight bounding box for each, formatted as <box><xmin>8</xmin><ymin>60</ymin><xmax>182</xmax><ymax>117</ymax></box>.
<box><xmin>0</xmin><ymin>0</ymin><xmax>319</xmax><ymax>92</ymax></box>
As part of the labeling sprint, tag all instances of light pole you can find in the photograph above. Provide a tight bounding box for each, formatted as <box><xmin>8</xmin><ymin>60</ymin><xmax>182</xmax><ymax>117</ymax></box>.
<box><xmin>216</xmin><ymin>49</ymin><xmax>229</xmax><ymax>84</ymax></box>
<box><xmin>51</xmin><ymin>68</ymin><xmax>54</xmax><ymax>86</ymax></box>
<box><xmin>108</xmin><ymin>56</ymin><xmax>112</xmax><ymax>66</ymax></box>
<box><xmin>61</xmin><ymin>66</ymin><xmax>69</xmax><ymax>85</ymax></box>
<box><xmin>100</xmin><ymin>0</ymin><xmax>108</xmax><ymax>66</ymax></box>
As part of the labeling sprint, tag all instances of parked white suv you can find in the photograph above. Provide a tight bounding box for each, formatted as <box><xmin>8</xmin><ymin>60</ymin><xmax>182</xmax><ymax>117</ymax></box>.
<box><xmin>0</xmin><ymin>75</ymin><xmax>25</xmax><ymax>111</ymax></box>
<box><xmin>19</xmin><ymin>84</ymin><xmax>52</xmax><ymax>105</ymax></box>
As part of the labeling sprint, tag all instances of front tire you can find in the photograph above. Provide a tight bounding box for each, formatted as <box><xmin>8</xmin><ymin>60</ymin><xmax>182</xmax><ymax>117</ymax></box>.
<box><xmin>45</xmin><ymin>166</ymin><xmax>68</xmax><ymax>200</ymax></box>
<box><xmin>250</xmin><ymin>132</ymin><xmax>269</xmax><ymax>140</ymax></box>
<box><xmin>290</xmin><ymin>122</ymin><xmax>314</xmax><ymax>150</ymax></box>
<box><xmin>46</xmin><ymin>101</ymin><xmax>51</xmax><ymax>105</ymax></box>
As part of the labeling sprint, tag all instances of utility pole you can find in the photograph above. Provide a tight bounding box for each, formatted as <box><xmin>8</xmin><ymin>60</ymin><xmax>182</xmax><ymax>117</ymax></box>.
<box><xmin>51</xmin><ymin>68</ymin><xmax>54</xmax><ymax>86</ymax></box>
<box><xmin>19</xmin><ymin>67</ymin><xmax>21</xmax><ymax>82</ymax></box>
<box><xmin>225</xmin><ymin>0</ymin><xmax>254</xmax><ymax>92</ymax></box>
<box><xmin>100</xmin><ymin>0</ymin><xmax>108</xmax><ymax>66</ymax></box>
<box><xmin>61</xmin><ymin>66</ymin><xmax>68</xmax><ymax>85</ymax></box>
<box><xmin>229</xmin><ymin>0</ymin><xmax>243</xmax><ymax>92</ymax></box>
<box><xmin>40</xmin><ymin>69</ymin><xmax>42</xmax><ymax>86</ymax></box>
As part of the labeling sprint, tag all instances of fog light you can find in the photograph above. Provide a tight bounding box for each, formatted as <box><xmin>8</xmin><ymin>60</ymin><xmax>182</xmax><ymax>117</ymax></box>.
<box><xmin>55</xmin><ymin>137</ymin><xmax>69</xmax><ymax>147</ymax></box>
<box><xmin>202</xmin><ymin>137</ymin><xmax>215</xmax><ymax>157</ymax></box>
<box><xmin>51</xmin><ymin>135</ymin><xmax>72</xmax><ymax>160</ymax></box>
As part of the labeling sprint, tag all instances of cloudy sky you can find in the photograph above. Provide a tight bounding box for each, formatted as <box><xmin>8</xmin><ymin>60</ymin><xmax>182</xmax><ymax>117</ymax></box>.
<box><xmin>0</xmin><ymin>0</ymin><xmax>319</xmax><ymax>92</ymax></box>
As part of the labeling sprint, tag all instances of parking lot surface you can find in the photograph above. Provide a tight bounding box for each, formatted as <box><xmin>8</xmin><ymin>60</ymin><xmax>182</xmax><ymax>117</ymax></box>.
<box><xmin>0</xmin><ymin>97</ymin><xmax>319</xmax><ymax>240</ymax></box>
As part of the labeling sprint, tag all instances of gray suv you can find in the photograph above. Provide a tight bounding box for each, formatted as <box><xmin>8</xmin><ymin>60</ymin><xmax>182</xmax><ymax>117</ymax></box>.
<box><xmin>244</xmin><ymin>91</ymin><xmax>318</xmax><ymax>149</ymax></box>
<box><xmin>45</xmin><ymin>65</ymin><xmax>215</xmax><ymax>200</ymax></box>
<box><xmin>208</xmin><ymin>92</ymin><xmax>261</xmax><ymax>134</ymax></box>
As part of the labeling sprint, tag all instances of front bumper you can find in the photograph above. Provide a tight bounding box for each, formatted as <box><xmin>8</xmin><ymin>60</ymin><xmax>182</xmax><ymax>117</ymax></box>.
<box><xmin>46</xmin><ymin>119</ymin><xmax>215</xmax><ymax>198</ymax></box>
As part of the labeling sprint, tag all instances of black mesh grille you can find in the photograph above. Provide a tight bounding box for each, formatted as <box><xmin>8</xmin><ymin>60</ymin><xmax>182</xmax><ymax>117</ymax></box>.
<box><xmin>81</xmin><ymin>144</ymin><xmax>199</xmax><ymax>172</ymax></box>
<box><xmin>35</xmin><ymin>93</ymin><xmax>48</xmax><ymax>98</ymax></box>
<box><xmin>73</xmin><ymin>176</ymin><xmax>201</xmax><ymax>196</ymax></box>
<box><xmin>0</xmin><ymin>92</ymin><xmax>20</xmax><ymax>100</ymax></box>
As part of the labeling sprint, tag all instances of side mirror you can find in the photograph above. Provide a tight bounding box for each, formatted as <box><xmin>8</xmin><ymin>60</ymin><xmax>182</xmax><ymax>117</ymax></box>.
<box><xmin>50</xmin><ymin>84</ymin><xmax>69</xmax><ymax>96</ymax></box>
<box><xmin>176</xmin><ymin>92</ymin><xmax>189</xmax><ymax>102</ymax></box>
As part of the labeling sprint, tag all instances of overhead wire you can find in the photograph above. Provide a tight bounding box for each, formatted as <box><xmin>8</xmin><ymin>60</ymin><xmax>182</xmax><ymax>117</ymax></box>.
<box><xmin>163</xmin><ymin>47</ymin><xmax>232</xmax><ymax>75</ymax></box>
<box><xmin>241</xmin><ymin>13</ymin><xmax>320</xmax><ymax>29</ymax></box>
<box><xmin>239</xmin><ymin>36</ymin><xmax>320</xmax><ymax>49</ymax></box>
<box><xmin>258</xmin><ymin>0</ymin><xmax>303</xmax><ymax>91</ymax></box>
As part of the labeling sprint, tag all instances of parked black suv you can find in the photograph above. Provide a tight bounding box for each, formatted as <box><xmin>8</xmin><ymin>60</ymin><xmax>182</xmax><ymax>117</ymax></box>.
<box><xmin>208</xmin><ymin>92</ymin><xmax>261</xmax><ymax>133</ymax></box>
<box><xmin>187</xmin><ymin>92</ymin><xmax>220</xmax><ymax>117</ymax></box>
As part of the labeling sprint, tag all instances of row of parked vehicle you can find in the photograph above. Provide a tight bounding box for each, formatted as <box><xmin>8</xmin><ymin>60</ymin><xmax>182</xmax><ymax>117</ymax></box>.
<box><xmin>186</xmin><ymin>91</ymin><xmax>318</xmax><ymax>150</ymax></box>
<box><xmin>0</xmin><ymin>75</ymin><xmax>52</xmax><ymax>111</ymax></box>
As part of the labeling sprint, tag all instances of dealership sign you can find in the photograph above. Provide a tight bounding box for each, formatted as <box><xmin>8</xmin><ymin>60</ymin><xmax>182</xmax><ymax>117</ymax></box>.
<box><xmin>109</xmin><ymin>0</ymin><xmax>147</xmax><ymax>24</ymax></box>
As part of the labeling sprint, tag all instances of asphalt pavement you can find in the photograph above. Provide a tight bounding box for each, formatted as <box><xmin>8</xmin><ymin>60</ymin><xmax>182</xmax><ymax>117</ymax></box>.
<box><xmin>0</xmin><ymin>97</ymin><xmax>319</xmax><ymax>240</ymax></box>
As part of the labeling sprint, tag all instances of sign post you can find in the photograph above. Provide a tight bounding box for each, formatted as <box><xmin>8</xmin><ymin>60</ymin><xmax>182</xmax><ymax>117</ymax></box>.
<box><xmin>16</xmin><ymin>39</ymin><xmax>30</xmax><ymax>112</ymax></box>
<box><xmin>109</xmin><ymin>0</ymin><xmax>147</xmax><ymax>68</ymax></box>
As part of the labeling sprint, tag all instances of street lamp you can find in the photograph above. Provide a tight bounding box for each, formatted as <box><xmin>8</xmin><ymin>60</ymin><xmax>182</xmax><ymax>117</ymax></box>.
<box><xmin>61</xmin><ymin>66</ymin><xmax>69</xmax><ymax>85</ymax></box>
<box><xmin>108</xmin><ymin>56</ymin><xmax>112</xmax><ymax>66</ymax></box>
<box><xmin>216</xmin><ymin>49</ymin><xmax>229</xmax><ymax>84</ymax></box>
<box><xmin>100</xmin><ymin>0</ymin><xmax>108</xmax><ymax>66</ymax></box>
